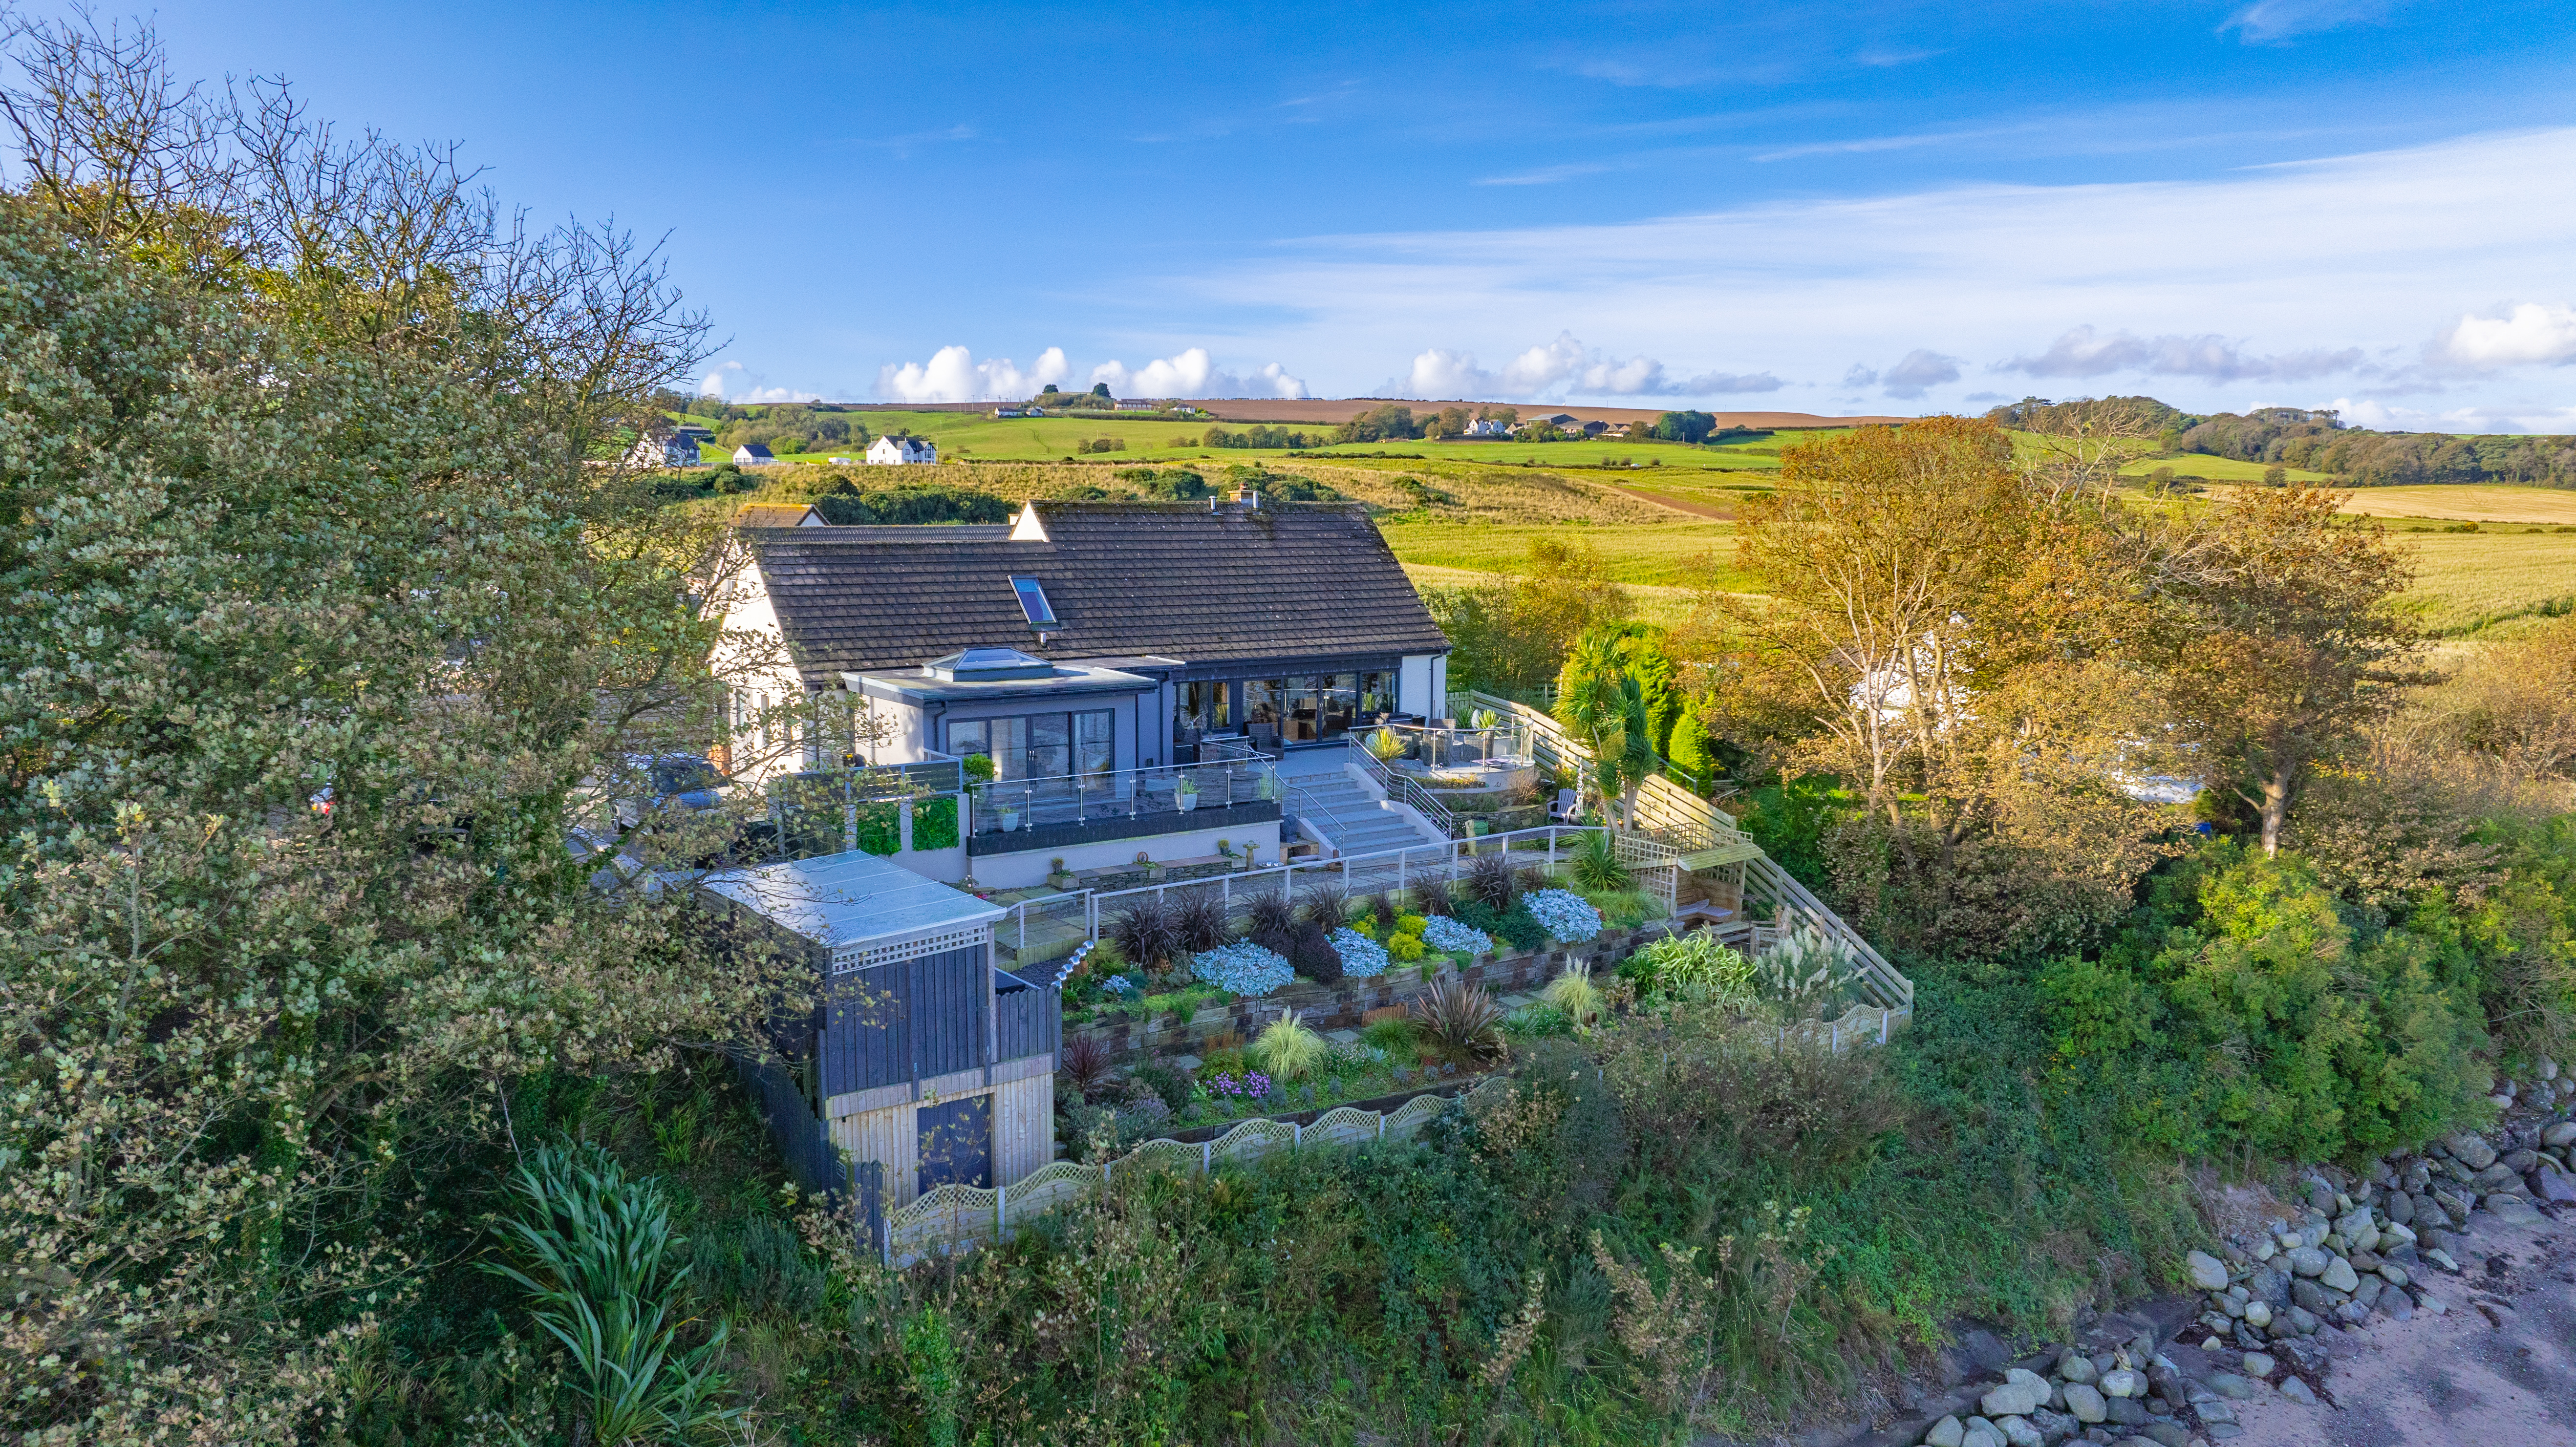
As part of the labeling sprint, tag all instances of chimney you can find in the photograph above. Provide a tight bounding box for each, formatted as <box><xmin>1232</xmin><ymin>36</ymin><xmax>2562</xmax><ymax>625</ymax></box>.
<box><xmin>1235</xmin><ymin>482</ymin><xmax>1256</xmax><ymax>507</ymax></box>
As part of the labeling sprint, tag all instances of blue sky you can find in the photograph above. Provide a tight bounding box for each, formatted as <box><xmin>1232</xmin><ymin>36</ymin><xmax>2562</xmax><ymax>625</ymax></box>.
<box><xmin>119</xmin><ymin>0</ymin><xmax>2576</xmax><ymax>426</ymax></box>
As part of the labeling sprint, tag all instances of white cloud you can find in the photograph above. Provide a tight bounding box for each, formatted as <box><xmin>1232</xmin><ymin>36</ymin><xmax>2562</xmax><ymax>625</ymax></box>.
<box><xmin>2432</xmin><ymin>302</ymin><xmax>2576</xmax><ymax>370</ymax></box>
<box><xmin>1087</xmin><ymin>347</ymin><xmax>1310</xmax><ymax>399</ymax></box>
<box><xmin>1170</xmin><ymin>127</ymin><xmax>2576</xmax><ymax>417</ymax></box>
<box><xmin>1879</xmin><ymin>349</ymin><xmax>1961</xmax><ymax>399</ymax></box>
<box><xmin>2222</xmin><ymin>1</ymin><xmax>2392</xmax><ymax>43</ymax></box>
<box><xmin>875</xmin><ymin>345</ymin><xmax>1070</xmax><ymax>403</ymax></box>
<box><xmin>1390</xmin><ymin>331</ymin><xmax>1782</xmax><ymax>400</ymax></box>
<box><xmin>2005</xmin><ymin>324</ymin><xmax>2367</xmax><ymax>383</ymax></box>
<box><xmin>2329</xmin><ymin>396</ymin><xmax>2576</xmax><ymax>434</ymax></box>
<box><xmin>698</xmin><ymin>361</ymin><xmax>818</xmax><ymax>403</ymax></box>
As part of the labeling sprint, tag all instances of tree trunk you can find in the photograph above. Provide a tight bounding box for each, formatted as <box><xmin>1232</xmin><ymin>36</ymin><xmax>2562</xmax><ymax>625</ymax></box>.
<box><xmin>2257</xmin><ymin>765</ymin><xmax>2294</xmax><ymax>857</ymax></box>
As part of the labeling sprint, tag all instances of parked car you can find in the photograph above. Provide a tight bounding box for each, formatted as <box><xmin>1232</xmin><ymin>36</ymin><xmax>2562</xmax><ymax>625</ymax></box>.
<box><xmin>612</xmin><ymin>752</ymin><xmax>727</xmax><ymax>829</ymax></box>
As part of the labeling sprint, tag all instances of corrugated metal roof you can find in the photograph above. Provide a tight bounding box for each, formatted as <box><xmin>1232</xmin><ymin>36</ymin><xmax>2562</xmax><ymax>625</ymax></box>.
<box><xmin>698</xmin><ymin>851</ymin><xmax>1003</xmax><ymax>949</ymax></box>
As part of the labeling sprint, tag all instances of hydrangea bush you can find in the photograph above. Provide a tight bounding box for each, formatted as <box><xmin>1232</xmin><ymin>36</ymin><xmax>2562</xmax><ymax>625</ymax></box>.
<box><xmin>1522</xmin><ymin>888</ymin><xmax>1603</xmax><ymax>944</ymax></box>
<box><xmin>1191</xmin><ymin>939</ymin><xmax>1296</xmax><ymax>997</ymax></box>
<box><xmin>1331</xmin><ymin>926</ymin><xmax>1390</xmax><ymax>978</ymax></box>
<box><xmin>1421</xmin><ymin>915</ymin><xmax>1493</xmax><ymax>955</ymax></box>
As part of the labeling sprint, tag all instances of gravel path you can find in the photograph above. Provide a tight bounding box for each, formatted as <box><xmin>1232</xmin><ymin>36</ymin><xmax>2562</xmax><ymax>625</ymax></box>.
<box><xmin>2227</xmin><ymin>1208</ymin><xmax>2576</xmax><ymax>1447</ymax></box>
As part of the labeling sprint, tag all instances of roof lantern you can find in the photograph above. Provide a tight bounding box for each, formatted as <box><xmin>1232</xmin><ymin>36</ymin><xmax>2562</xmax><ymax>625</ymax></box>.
<box><xmin>925</xmin><ymin>646</ymin><xmax>1057</xmax><ymax>681</ymax></box>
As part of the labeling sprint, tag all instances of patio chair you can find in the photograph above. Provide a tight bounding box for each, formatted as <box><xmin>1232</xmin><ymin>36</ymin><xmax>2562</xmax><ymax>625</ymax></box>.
<box><xmin>1548</xmin><ymin>787</ymin><xmax>1580</xmax><ymax>823</ymax></box>
<box><xmin>1247</xmin><ymin>722</ymin><xmax>1283</xmax><ymax>758</ymax></box>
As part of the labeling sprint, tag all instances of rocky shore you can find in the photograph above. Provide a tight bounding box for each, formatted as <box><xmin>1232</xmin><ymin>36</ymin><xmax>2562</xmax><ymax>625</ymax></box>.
<box><xmin>1840</xmin><ymin>1062</ymin><xmax>2576</xmax><ymax>1447</ymax></box>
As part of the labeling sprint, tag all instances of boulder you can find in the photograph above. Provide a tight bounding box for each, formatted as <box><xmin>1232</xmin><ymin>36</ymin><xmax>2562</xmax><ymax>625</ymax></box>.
<box><xmin>1996</xmin><ymin>1415</ymin><xmax>2044</xmax><ymax>1447</ymax></box>
<box><xmin>2291</xmin><ymin>1278</ymin><xmax>2336</xmax><ymax>1314</ymax></box>
<box><xmin>2061</xmin><ymin>1383</ymin><xmax>2107</xmax><ymax>1424</ymax></box>
<box><xmin>2140</xmin><ymin>1425</ymin><xmax>2193</xmax><ymax>1447</ymax></box>
<box><xmin>1981</xmin><ymin>1383</ymin><xmax>2046</xmax><ymax>1419</ymax></box>
<box><xmin>2056</xmin><ymin>1350</ymin><xmax>2098</xmax><ymax>1385</ymax></box>
<box><xmin>2488</xmin><ymin>1196</ymin><xmax>2545</xmax><ymax>1226</ymax></box>
<box><xmin>2379</xmin><ymin>1219</ymin><xmax>2418</xmax><ymax>1248</ymax></box>
<box><xmin>2542</xmin><ymin>1120</ymin><xmax>2576</xmax><ymax>1148</ymax></box>
<box><xmin>2285</xmin><ymin>1246</ymin><xmax>2330</xmax><ymax>1277</ymax></box>
<box><xmin>2502</xmin><ymin>1148</ymin><xmax>2539</xmax><ymax>1173</ymax></box>
<box><xmin>2185</xmin><ymin>1251</ymin><xmax>2230</xmax><ymax>1291</ymax></box>
<box><xmin>2334</xmin><ymin>1209</ymin><xmax>2379</xmax><ymax>1253</ymax></box>
<box><xmin>2005</xmin><ymin>1367</ymin><xmax>2051</xmax><ymax>1393</ymax></box>
<box><xmin>2285</xmin><ymin>1304</ymin><xmax>2320</xmax><ymax>1335</ymax></box>
<box><xmin>2098</xmin><ymin>1368</ymin><xmax>2143</xmax><ymax>1399</ymax></box>
<box><xmin>2280</xmin><ymin>1377</ymin><xmax>2319</xmax><ymax>1407</ymax></box>
<box><xmin>2320</xmin><ymin>1256</ymin><xmax>2361</xmax><ymax>1294</ymax></box>
<box><xmin>2247</xmin><ymin>1266</ymin><xmax>2291</xmax><ymax>1306</ymax></box>
<box><xmin>2241</xmin><ymin>1351</ymin><xmax>2275</xmax><ymax>1379</ymax></box>
<box><xmin>1924</xmin><ymin>1414</ymin><xmax>1965</xmax><ymax>1447</ymax></box>
<box><xmin>2533</xmin><ymin>1164</ymin><xmax>2576</xmax><ymax>1206</ymax></box>
<box><xmin>2379</xmin><ymin>1263</ymin><xmax>2409</xmax><ymax>1287</ymax></box>
<box><xmin>2204</xmin><ymin>1371</ymin><xmax>2257</xmax><ymax>1401</ymax></box>
<box><xmin>1962</xmin><ymin>1421</ymin><xmax>2005</xmax><ymax>1447</ymax></box>
<box><xmin>2242</xmin><ymin>1299</ymin><xmax>2272</xmax><ymax>1329</ymax></box>
<box><xmin>2472</xmin><ymin>1163</ymin><xmax>2520</xmax><ymax>1192</ymax></box>
<box><xmin>2103</xmin><ymin>1396</ymin><xmax>2147</xmax><ymax>1427</ymax></box>
<box><xmin>2384</xmin><ymin>1190</ymin><xmax>2414</xmax><ymax>1226</ymax></box>
<box><xmin>2028</xmin><ymin>1407</ymin><xmax>2079</xmax><ymax>1444</ymax></box>
<box><xmin>2351</xmin><ymin>1277</ymin><xmax>2383</xmax><ymax>1311</ymax></box>
<box><xmin>2447</xmin><ymin>1133</ymin><xmax>2498</xmax><ymax>1170</ymax></box>
<box><xmin>2426</xmin><ymin>1247</ymin><xmax>2461</xmax><ymax>1274</ymax></box>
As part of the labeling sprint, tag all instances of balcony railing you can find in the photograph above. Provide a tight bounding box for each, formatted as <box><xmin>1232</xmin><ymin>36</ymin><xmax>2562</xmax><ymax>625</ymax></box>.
<box><xmin>969</xmin><ymin>756</ymin><xmax>1282</xmax><ymax>846</ymax></box>
<box><xmin>1354</xmin><ymin>718</ymin><xmax>1534</xmax><ymax>769</ymax></box>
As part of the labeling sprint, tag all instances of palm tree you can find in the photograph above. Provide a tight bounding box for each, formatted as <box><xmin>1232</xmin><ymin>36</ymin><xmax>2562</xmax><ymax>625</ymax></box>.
<box><xmin>1553</xmin><ymin>633</ymin><xmax>1660</xmax><ymax>827</ymax></box>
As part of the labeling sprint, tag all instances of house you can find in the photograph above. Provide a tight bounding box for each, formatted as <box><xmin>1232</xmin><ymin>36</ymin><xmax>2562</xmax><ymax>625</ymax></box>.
<box><xmin>1520</xmin><ymin>412</ymin><xmax>1577</xmax><ymax>431</ymax></box>
<box><xmin>701</xmin><ymin>850</ymin><xmax>1056</xmax><ymax>1210</ymax></box>
<box><xmin>1460</xmin><ymin>417</ymin><xmax>1512</xmax><ymax>439</ymax></box>
<box><xmin>712</xmin><ymin>494</ymin><xmax>1453</xmax><ymax>888</ymax></box>
<box><xmin>991</xmin><ymin>408</ymin><xmax>1026</xmax><ymax>419</ymax></box>
<box><xmin>676</xmin><ymin>424</ymin><xmax>716</xmax><ymax>443</ymax></box>
<box><xmin>867</xmin><ymin>434</ymin><xmax>939</xmax><ymax>465</ymax></box>
<box><xmin>625</xmin><ymin>429</ymin><xmax>702</xmax><ymax>468</ymax></box>
<box><xmin>736</xmin><ymin>443</ymin><xmax>780</xmax><ymax>467</ymax></box>
<box><xmin>1579</xmin><ymin>420</ymin><xmax>1611</xmax><ymax>438</ymax></box>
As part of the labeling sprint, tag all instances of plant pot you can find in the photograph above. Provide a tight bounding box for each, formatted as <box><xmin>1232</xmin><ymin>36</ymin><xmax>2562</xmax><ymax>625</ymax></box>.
<box><xmin>1176</xmin><ymin>791</ymin><xmax>1199</xmax><ymax>812</ymax></box>
<box><xmin>999</xmin><ymin>810</ymin><xmax>1021</xmax><ymax>832</ymax></box>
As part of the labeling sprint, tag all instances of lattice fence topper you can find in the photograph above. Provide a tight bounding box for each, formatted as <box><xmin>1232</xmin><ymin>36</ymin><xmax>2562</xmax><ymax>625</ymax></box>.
<box><xmin>1210</xmin><ymin>1117</ymin><xmax>1299</xmax><ymax>1167</ymax></box>
<box><xmin>887</xmin><ymin>1181</ymin><xmax>1001</xmax><ymax>1261</ymax></box>
<box><xmin>832</xmin><ymin>922</ymin><xmax>991</xmax><ymax>976</ymax></box>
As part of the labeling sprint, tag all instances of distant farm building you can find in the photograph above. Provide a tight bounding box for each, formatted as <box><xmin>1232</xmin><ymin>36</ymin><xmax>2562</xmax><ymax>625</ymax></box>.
<box><xmin>868</xmin><ymin>435</ymin><xmax>939</xmax><ymax>465</ymax></box>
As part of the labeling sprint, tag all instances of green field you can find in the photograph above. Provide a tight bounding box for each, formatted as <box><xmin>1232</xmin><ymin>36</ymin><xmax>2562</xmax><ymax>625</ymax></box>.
<box><xmin>675</xmin><ymin>407</ymin><xmax>1854</xmax><ymax>469</ymax></box>
<box><xmin>1376</xmin><ymin>520</ymin><xmax>1747</xmax><ymax>589</ymax></box>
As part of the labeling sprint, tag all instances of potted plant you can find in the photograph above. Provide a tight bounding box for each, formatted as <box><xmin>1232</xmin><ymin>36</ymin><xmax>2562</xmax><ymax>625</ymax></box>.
<box><xmin>999</xmin><ymin>799</ymin><xmax>1022</xmax><ymax>831</ymax></box>
<box><xmin>1174</xmin><ymin>775</ymin><xmax>1201</xmax><ymax>812</ymax></box>
<box><xmin>1254</xmin><ymin>772</ymin><xmax>1283</xmax><ymax>803</ymax></box>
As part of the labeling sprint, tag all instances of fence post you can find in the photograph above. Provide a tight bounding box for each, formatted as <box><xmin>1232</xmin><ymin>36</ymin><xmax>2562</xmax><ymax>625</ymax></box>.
<box><xmin>996</xmin><ymin>1183</ymin><xmax>1008</xmax><ymax>1237</ymax></box>
<box><xmin>1202</xmin><ymin>1141</ymin><xmax>1212</xmax><ymax>1173</ymax></box>
<box><xmin>1292</xmin><ymin>1120</ymin><xmax>1302</xmax><ymax>1150</ymax></box>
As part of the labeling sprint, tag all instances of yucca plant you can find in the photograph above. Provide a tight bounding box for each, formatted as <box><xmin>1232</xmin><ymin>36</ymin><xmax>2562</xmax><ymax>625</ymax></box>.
<box><xmin>1172</xmin><ymin>891</ymin><xmax>1229</xmax><ymax>953</ymax></box>
<box><xmin>1569</xmin><ymin>830</ymin><xmax>1631</xmax><ymax>892</ymax></box>
<box><xmin>1254</xmin><ymin>1008</ymin><xmax>1327</xmax><ymax>1081</ymax></box>
<box><xmin>1110</xmin><ymin>896</ymin><xmax>1181</xmax><ymax>972</ymax></box>
<box><xmin>483</xmin><ymin>1143</ymin><xmax>741</xmax><ymax>1446</ymax></box>
<box><xmin>1296</xmin><ymin>882</ymin><xmax>1349</xmax><ymax>932</ymax></box>
<box><xmin>1244</xmin><ymin>891</ymin><xmax>1297</xmax><ymax>952</ymax></box>
<box><xmin>1410</xmin><ymin>974</ymin><xmax>1505</xmax><ymax>1062</ymax></box>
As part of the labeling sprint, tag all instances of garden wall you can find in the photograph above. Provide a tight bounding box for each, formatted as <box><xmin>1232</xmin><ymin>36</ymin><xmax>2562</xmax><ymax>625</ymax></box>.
<box><xmin>1066</xmin><ymin>920</ymin><xmax>1680</xmax><ymax>1068</ymax></box>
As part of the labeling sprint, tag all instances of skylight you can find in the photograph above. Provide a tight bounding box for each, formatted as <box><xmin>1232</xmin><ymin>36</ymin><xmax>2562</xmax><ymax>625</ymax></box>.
<box><xmin>1009</xmin><ymin>576</ymin><xmax>1058</xmax><ymax>629</ymax></box>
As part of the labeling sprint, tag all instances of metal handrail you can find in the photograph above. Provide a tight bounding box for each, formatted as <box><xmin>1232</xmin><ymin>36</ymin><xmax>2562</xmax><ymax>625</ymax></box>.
<box><xmin>1352</xmin><ymin>744</ymin><xmax>1459</xmax><ymax>838</ymax></box>
<box><xmin>969</xmin><ymin>755</ymin><xmax>1281</xmax><ymax>837</ymax></box>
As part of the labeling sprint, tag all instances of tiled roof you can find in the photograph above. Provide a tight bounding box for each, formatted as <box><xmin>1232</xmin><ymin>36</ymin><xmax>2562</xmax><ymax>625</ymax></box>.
<box><xmin>743</xmin><ymin>501</ymin><xmax>1450</xmax><ymax>675</ymax></box>
<box><xmin>730</xmin><ymin>503</ymin><xmax>816</xmax><ymax>528</ymax></box>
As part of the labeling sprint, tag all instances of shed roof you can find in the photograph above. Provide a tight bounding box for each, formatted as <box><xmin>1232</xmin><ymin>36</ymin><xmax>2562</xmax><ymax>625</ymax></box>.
<box><xmin>698</xmin><ymin>850</ymin><xmax>1003</xmax><ymax>950</ymax></box>
<box><xmin>741</xmin><ymin>500</ymin><xmax>1450</xmax><ymax>675</ymax></box>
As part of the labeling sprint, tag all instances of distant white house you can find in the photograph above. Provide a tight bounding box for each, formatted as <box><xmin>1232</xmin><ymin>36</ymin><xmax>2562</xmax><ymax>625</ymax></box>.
<box><xmin>1460</xmin><ymin>417</ymin><xmax>1512</xmax><ymax>439</ymax></box>
<box><xmin>735</xmin><ymin>443</ymin><xmax>780</xmax><ymax>467</ymax></box>
<box><xmin>992</xmin><ymin>407</ymin><xmax>1026</xmax><ymax>418</ymax></box>
<box><xmin>1113</xmin><ymin>400</ymin><xmax>1158</xmax><ymax>412</ymax></box>
<box><xmin>827</xmin><ymin>455</ymin><xmax>856</xmax><ymax>464</ymax></box>
<box><xmin>867</xmin><ymin>434</ymin><xmax>938</xmax><ymax>465</ymax></box>
<box><xmin>626</xmin><ymin>431</ymin><xmax>701</xmax><ymax>468</ymax></box>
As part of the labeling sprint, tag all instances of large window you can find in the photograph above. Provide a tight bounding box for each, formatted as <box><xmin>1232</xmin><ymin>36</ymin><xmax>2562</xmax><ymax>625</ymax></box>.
<box><xmin>947</xmin><ymin>710</ymin><xmax>1113</xmax><ymax>781</ymax></box>
<box><xmin>1243</xmin><ymin>679</ymin><xmax>1285</xmax><ymax>727</ymax></box>
<box><xmin>1181</xmin><ymin>680</ymin><xmax>1229</xmax><ymax>731</ymax></box>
